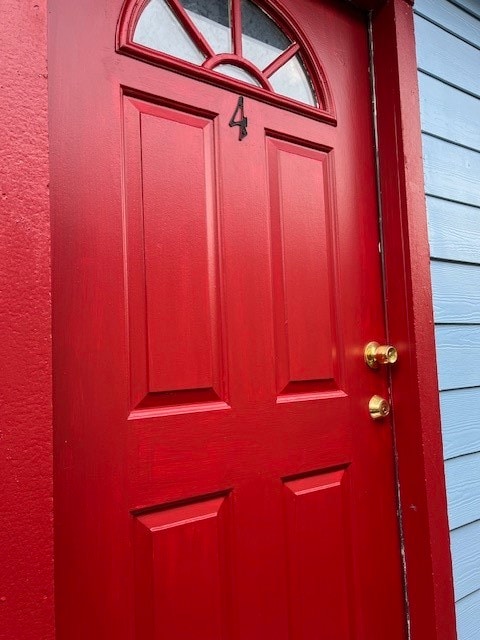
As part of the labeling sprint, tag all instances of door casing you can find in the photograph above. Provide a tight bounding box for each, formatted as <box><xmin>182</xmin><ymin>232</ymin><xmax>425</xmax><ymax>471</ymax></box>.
<box><xmin>359</xmin><ymin>0</ymin><xmax>457</xmax><ymax>638</ymax></box>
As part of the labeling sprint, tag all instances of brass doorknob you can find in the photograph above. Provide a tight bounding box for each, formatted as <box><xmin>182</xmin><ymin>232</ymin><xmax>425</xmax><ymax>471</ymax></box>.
<box><xmin>369</xmin><ymin>395</ymin><xmax>391</xmax><ymax>420</ymax></box>
<box><xmin>364</xmin><ymin>342</ymin><xmax>398</xmax><ymax>369</ymax></box>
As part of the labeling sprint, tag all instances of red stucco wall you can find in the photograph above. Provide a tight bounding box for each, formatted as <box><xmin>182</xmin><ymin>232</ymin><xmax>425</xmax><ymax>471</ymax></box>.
<box><xmin>0</xmin><ymin>1</ymin><xmax>54</xmax><ymax>638</ymax></box>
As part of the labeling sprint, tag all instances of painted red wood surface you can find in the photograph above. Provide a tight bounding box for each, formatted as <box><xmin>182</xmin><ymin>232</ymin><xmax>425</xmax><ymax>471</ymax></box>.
<box><xmin>372</xmin><ymin>1</ymin><xmax>457</xmax><ymax>637</ymax></box>
<box><xmin>51</xmin><ymin>0</ymin><xmax>411</xmax><ymax>637</ymax></box>
<box><xmin>0</xmin><ymin>1</ymin><xmax>54</xmax><ymax>639</ymax></box>
<box><xmin>117</xmin><ymin>0</ymin><xmax>336</xmax><ymax>124</ymax></box>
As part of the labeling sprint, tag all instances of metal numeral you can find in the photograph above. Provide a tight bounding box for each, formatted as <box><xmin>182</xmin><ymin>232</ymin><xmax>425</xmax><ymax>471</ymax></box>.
<box><xmin>229</xmin><ymin>96</ymin><xmax>248</xmax><ymax>141</ymax></box>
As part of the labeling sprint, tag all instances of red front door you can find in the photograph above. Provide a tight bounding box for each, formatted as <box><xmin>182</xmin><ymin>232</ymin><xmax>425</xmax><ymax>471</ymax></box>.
<box><xmin>52</xmin><ymin>0</ymin><xmax>407</xmax><ymax>637</ymax></box>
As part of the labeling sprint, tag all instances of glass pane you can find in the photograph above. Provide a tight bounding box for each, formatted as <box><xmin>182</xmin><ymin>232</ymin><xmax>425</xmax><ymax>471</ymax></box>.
<box><xmin>214</xmin><ymin>63</ymin><xmax>261</xmax><ymax>86</ymax></box>
<box><xmin>269</xmin><ymin>54</ymin><xmax>316</xmax><ymax>106</ymax></box>
<box><xmin>241</xmin><ymin>0</ymin><xmax>291</xmax><ymax>70</ymax></box>
<box><xmin>179</xmin><ymin>0</ymin><xmax>232</xmax><ymax>54</ymax></box>
<box><xmin>133</xmin><ymin>0</ymin><xmax>206</xmax><ymax>64</ymax></box>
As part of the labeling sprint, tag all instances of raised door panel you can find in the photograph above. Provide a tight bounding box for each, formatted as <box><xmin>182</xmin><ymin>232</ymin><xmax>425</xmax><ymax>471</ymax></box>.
<box><xmin>267</xmin><ymin>137</ymin><xmax>339</xmax><ymax>401</ymax></box>
<box><xmin>283</xmin><ymin>469</ymin><xmax>353</xmax><ymax>639</ymax></box>
<box><xmin>133</xmin><ymin>494</ymin><xmax>231</xmax><ymax>639</ymax></box>
<box><xmin>123</xmin><ymin>95</ymin><xmax>227</xmax><ymax>416</ymax></box>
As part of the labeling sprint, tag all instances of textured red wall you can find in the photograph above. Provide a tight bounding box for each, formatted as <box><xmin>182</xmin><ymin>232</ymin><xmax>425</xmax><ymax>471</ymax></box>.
<box><xmin>0</xmin><ymin>1</ymin><xmax>54</xmax><ymax>638</ymax></box>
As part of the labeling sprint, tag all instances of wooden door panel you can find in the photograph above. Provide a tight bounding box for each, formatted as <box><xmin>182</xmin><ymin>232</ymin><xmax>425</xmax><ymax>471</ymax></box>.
<box><xmin>142</xmin><ymin>112</ymin><xmax>217</xmax><ymax>394</ymax></box>
<box><xmin>284</xmin><ymin>468</ymin><xmax>352</xmax><ymax>639</ymax></box>
<box><xmin>133</xmin><ymin>494</ymin><xmax>231</xmax><ymax>639</ymax></box>
<box><xmin>123</xmin><ymin>96</ymin><xmax>228</xmax><ymax>415</ymax></box>
<box><xmin>267</xmin><ymin>136</ymin><xmax>338</xmax><ymax>399</ymax></box>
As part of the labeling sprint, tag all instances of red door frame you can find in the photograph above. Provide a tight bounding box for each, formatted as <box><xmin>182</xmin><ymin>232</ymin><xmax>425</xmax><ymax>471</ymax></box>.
<box><xmin>364</xmin><ymin>0</ymin><xmax>457</xmax><ymax>638</ymax></box>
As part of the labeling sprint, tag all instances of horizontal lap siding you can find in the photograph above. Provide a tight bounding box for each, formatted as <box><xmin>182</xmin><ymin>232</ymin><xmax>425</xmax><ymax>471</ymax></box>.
<box><xmin>423</xmin><ymin>136</ymin><xmax>480</xmax><ymax>205</ymax></box>
<box><xmin>436</xmin><ymin>326</ymin><xmax>480</xmax><ymax>390</ymax></box>
<box><xmin>451</xmin><ymin>520</ymin><xmax>480</xmax><ymax>600</ymax></box>
<box><xmin>414</xmin><ymin>1</ymin><xmax>480</xmax><ymax>635</ymax></box>
<box><xmin>449</xmin><ymin>0</ymin><xmax>480</xmax><ymax>20</ymax></box>
<box><xmin>446</xmin><ymin>454</ymin><xmax>480</xmax><ymax>530</ymax></box>
<box><xmin>441</xmin><ymin>388</ymin><xmax>480</xmax><ymax>459</ymax></box>
<box><xmin>419</xmin><ymin>74</ymin><xmax>480</xmax><ymax>150</ymax></box>
<box><xmin>427</xmin><ymin>197</ymin><xmax>480</xmax><ymax>263</ymax></box>
<box><xmin>457</xmin><ymin>590</ymin><xmax>480</xmax><ymax>640</ymax></box>
<box><xmin>415</xmin><ymin>14</ymin><xmax>480</xmax><ymax>95</ymax></box>
<box><xmin>431</xmin><ymin>261</ymin><xmax>480</xmax><ymax>322</ymax></box>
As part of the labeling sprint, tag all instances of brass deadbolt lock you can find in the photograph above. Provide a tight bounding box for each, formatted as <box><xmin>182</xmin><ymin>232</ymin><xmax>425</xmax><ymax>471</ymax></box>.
<box><xmin>364</xmin><ymin>342</ymin><xmax>398</xmax><ymax>369</ymax></box>
<box><xmin>369</xmin><ymin>395</ymin><xmax>391</xmax><ymax>420</ymax></box>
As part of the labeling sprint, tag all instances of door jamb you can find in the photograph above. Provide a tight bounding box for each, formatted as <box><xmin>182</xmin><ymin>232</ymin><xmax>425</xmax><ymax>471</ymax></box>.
<box><xmin>358</xmin><ymin>0</ymin><xmax>457</xmax><ymax>638</ymax></box>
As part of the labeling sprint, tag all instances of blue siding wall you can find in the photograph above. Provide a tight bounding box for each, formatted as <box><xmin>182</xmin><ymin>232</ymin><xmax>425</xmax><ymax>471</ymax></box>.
<box><xmin>414</xmin><ymin>1</ymin><xmax>480</xmax><ymax>636</ymax></box>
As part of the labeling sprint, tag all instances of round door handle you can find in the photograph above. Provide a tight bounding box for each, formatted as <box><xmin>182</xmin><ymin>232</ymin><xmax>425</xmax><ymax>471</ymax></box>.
<box><xmin>369</xmin><ymin>395</ymin><xmax>391</xmax><ymax>420</ymax></box>
<box><xmin>364</xmin><ymin>342</ymin><xmax>398</xmax><ymax>369</ymax></box>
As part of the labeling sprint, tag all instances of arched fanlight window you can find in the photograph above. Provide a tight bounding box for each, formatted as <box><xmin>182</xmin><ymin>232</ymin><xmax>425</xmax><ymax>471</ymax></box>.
<box><xmin>123</xmin><ymin>0</ymin><xmax>332</xmax><ymax>112</ymax></box>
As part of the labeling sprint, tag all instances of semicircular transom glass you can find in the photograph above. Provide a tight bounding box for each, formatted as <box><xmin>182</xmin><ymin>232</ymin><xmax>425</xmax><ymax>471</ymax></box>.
<box><xmin>133</xmin><ymin>0</ymin><xmax>318</xmax><ymax>107</ymax></box>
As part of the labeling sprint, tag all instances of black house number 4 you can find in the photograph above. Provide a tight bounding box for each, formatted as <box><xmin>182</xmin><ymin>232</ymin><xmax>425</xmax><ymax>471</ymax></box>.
<box><xmin>229</xmin><ymin>96</ymin><xmax>248</xmax><ymax>141</ymax></box>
